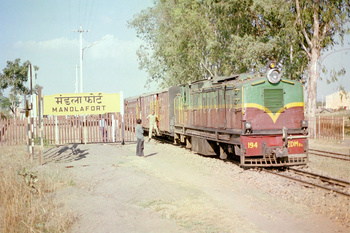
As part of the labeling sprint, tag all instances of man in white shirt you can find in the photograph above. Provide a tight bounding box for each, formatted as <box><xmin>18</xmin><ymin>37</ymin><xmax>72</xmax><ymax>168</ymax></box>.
<box><xmin>147</xmin><ymin>111</ymin><xmax>160</xmax><ymax>142</ymax></box>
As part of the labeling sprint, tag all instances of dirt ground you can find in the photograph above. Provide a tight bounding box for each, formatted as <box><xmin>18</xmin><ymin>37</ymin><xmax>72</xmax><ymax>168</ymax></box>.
<box><xmin>37</xmin><ymin>139</ymin><xmax>350</xmax><ymax>233</ymax></box>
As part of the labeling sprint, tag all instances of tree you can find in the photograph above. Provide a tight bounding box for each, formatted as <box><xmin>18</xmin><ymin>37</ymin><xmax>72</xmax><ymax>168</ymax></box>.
<box><xmin>0</xmin><ymin>58</ymin><xmax>39</xmax><ymax>117</ymax></box>
<box><xmin>130</xmin><ymin>0</ymin><xmax>349</xmax><ymax>137</ymax></box>
<box><xmin>129</xmin><ymin>0</ymin><xmax>308</xmax><ymax>87</ymax></box>
<box><xmin>292</xmin><ymin>0</ymin><xmax>349</xmax><ymax>136</ymax></box>
<box><xmin>0</xmin><ymin>93</ymin><xmax>20</xmax><ymax>115</ymax></box>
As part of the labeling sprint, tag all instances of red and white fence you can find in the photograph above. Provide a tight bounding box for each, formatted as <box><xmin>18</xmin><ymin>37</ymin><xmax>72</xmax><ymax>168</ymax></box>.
<box><xmin>309</xmin><ymin>115</ymin><xmax>346</xmax><ymax>141</ymax></box>
<box><xmin>0</xmin><ymin>114</ymin><xmax>136</xmax><ymax>146</ymax></box>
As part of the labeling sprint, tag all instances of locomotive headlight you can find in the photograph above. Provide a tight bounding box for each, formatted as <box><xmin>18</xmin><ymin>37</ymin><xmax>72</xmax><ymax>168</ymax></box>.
<box><xmin>301</xmin><ymin>120</ymin><xmax>308</xmax><ymax>128</ymax></box>
<box><xmin>244</xmin><ymin>122</ymin><xmax>252</xmax><ymax>134</ymax></box>
<box><xmin>245</xmin><ymin>122</ymin><xmax>252</xmax><ymax>130</ymax></box>
<box><xmin>267</xmin><ymin>69</ymin><xmax>281</xmax><ymax>84</ymax></box>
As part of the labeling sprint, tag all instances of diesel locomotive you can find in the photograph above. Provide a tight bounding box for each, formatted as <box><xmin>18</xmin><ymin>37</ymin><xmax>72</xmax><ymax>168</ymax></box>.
<box><xmin>125</xmin><ymin>63</ymin><xmax>308</xmax><ymax>167</ymax></box>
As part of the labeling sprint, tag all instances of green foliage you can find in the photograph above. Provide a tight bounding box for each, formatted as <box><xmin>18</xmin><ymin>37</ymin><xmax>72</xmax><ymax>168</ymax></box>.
<box><xmin>0</xmin><ymin>58</ymin><xmax>38</xmax><ymax>95</ymax></box>
<box><xmin>0</xmin><ymin>58</ymin><xmax>39</xmax><ymax>116</ymax></box>
<box><xmin>0</xmin><ymin>92</ymin><xmax>21</xmax><ymax>115</ymax></box>
<box><xmin>129</xmin><ymin>0</ymin><xmax>349</xmax><ymax>94</ymax></box>
<box><xmin>129</xmin><ymin>0</ymin><xmax>310</xmax><ymax>87</ymax></box>
<box><xmin>33</xmin><ymin>136</ymin><xmax>51</xmax><ymax>147</ymax></box>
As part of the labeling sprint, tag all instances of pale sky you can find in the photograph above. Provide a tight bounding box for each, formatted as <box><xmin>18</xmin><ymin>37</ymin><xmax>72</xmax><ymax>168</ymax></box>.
<box><xmin>0</xmin><ymin>0</ymin><xmax>157</xmax><ymax>98</ymax></box>
<box><xmin>0</xmin><ymin>0</ymin><xmax>349</xmax><ymax>100</ymax></box>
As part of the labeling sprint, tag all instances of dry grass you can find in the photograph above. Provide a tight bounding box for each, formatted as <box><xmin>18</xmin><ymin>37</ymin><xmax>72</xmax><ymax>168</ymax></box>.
<box><xmin>0</xmin><ymin>146</ymin><xmax>75</xmax><ymax>232</ymax></box>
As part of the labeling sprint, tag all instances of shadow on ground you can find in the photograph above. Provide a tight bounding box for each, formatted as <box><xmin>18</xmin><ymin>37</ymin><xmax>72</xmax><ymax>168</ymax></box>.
<box><xmin>144</xmin><ymin>152</ymin><xmax>158</xmax><ymax>158</ymax></box>
<box><xmin>43</xmin><ymin>144</ymin><xmax>88</xmax><ymax>165</ymax></box>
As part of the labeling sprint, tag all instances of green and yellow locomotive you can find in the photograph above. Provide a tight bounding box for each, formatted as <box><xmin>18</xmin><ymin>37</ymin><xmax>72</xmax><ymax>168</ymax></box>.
<box><xmin>125</xmin><ymin>62</ymin><xmax>308</xmax><ymax>167</ymax></box>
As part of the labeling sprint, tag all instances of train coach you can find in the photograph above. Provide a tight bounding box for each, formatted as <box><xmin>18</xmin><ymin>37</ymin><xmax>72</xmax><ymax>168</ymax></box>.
<box><xmin>124</xmin><ymin>62</ymin><xmax>308</xmax><ymax>167</ymax></box>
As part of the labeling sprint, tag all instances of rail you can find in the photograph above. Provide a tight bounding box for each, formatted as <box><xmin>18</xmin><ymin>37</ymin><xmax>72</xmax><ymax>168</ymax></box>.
<box><xmin>309</xmin><ymin>149</ymin><xmax>350</xmax><ymax>161</ymax></box>
<box><xmin>264</xmin><ymin>168</ymin><xmax>350</xmax><ymax>197</ymax></box>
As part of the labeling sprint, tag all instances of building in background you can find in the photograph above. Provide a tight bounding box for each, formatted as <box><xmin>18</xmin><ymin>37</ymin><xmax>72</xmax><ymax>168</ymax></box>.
<box><xmin>326</xmin><ymin>91</ymin><xmax>350</xmax><ymax>109</ymax></box>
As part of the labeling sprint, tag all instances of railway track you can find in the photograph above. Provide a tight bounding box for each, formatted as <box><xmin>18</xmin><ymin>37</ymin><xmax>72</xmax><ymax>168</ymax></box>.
<box><xmin>309</xmin><ymin>148</ymin><xmax>350</xmax><ymax>161</ymax></box>
<box><xmin>152</xmin><ymin>136</ymin><xmax>350</xmax><ymax>197</ymax></box>
<box><xmin>264</xmin><ymin>167</ymin><xmax>350</xmax><ymax>197</ymax></box>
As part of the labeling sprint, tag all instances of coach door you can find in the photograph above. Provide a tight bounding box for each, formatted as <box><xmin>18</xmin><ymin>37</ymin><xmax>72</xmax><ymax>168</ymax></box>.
<box><xmin>211</xmin><ymin>91</ymin><xmax>219</xmax><ymax>128</ymax></box>
<box><xmin>158</xmin><ymin>92</ymin><xmax>169</xmax><ymax>132</ymax></box>
<box><xmin>218</xmin><ymin>89</ymin><xmax>226</xmax><ymax>129</ymax></box>
<box><xmin>225</xmin><ymin>89</ymin><xmax>234</xmax><ymax>129</ymax></box>
<box><xmin>202</xmin><ymin>93</ymin><xmax>207</xmax><ymax>127</ymax></box>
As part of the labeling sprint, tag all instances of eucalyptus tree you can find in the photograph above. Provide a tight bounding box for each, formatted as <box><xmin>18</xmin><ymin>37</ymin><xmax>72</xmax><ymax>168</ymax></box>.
<box><xmin>290</xmin><ymin>0</ymin><xmax>350</xmax><ymax>135</ymax></box>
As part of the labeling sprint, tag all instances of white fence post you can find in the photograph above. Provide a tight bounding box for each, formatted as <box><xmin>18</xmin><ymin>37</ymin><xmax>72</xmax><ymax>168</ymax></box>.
<box><xmin>112</xmin><ymin>114</ymin><xmax>115</xmax><ymax>142</ymax></box>
<box><xmin>55</xmin><ymin>116</ymin><xmax>59</xmax><ymax>145</ymax></box>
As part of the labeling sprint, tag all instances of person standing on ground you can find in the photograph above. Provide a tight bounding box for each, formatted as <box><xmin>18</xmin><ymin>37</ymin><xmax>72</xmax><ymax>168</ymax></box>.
<box><xmin>147</xmin><ymin>110</ymin><xmax>160</xmax><ymax>142</ymax></box>
<box><xmin>136</xmin><ymin>119</ymin><xmax>144</xmax><ymax>156</ymax></box>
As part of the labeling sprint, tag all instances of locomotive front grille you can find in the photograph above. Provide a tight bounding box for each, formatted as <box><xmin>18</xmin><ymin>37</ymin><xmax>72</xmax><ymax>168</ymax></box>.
<box><xmin>264</xmin><ymin>88</ymin><xmax>283</xmax><ymax>113</ymax></box>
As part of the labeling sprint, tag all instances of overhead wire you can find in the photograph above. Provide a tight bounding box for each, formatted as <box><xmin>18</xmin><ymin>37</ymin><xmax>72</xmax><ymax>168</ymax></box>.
<box><xmin>69</xmin><ymin>0</ymin><xmax>83</xmax><ymax>92</ymax></box>
<box><xmin>86</xmin><ymin>0</ymin><xmax>95</xmax><ymax>30</ymax></box>
<box><xmin>68</xmin><ymin>0</ymin><xmax>100</xmax><ymax>92</ymax></box>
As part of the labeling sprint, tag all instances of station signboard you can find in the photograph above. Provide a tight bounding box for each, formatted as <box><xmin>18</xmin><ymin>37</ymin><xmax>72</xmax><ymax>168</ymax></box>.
<box><xmin>43</xmin><ymin>92</ymin><xmax>120</xmax><ymax>116</ymax></box>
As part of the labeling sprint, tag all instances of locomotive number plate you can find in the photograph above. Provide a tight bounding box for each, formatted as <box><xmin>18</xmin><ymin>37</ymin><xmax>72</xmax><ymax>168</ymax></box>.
<box><xmin>247</xmin><ymin>142</ymin><xmax>258</xmax><ymax>149</ymax></box>
<box><xmin>242</xmin><ymin>136</ymin><xmax>264</xmax><ymax>156</ymax></box>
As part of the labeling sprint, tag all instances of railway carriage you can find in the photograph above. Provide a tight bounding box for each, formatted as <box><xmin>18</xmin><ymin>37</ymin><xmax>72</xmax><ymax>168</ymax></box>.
<box><xmin>124</xmin><ymin>87</ymin><xmax>180</xmax><ymax>136</ymax></box>
<box><xmin>124</xmin><ymin>63</ymin><xmax>308</xmax><ymax>167</ymax></box>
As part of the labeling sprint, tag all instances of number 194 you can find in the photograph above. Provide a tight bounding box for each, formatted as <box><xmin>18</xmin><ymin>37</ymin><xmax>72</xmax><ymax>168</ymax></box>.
<box><xmin>247</xmin><ymin>142</ymin><xmax>258</xmax><ymax>148</ymax></box>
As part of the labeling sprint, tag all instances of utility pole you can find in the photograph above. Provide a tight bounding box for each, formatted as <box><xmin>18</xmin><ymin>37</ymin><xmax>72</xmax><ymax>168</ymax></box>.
<box><xmin>75</xmin><ymin>65</ymin><xmax>79</xmax><ymax>93</ymax></box>
<box><xmin>74</xmin><ymin>25</ymin><xmax>89</xmax><ymax>93</ymax></box>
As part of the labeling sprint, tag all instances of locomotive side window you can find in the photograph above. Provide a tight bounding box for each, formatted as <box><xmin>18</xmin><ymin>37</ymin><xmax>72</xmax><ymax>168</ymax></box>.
<box><xmin>264</xmin><ymin>89</ymin><xmax>284</xmax><ymax>113</ymax></box>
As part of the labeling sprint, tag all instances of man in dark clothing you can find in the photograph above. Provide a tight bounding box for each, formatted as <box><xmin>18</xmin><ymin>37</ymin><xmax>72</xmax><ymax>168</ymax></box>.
<box><xmin>136</xmin><ymin>119</ymin><xmax>144</xmax><ymax>156</ymax></box>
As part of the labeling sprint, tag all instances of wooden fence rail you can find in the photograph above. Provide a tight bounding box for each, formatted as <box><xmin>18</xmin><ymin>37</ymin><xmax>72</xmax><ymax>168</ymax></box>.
<box><xmin>0</xmin><ymin>114</ymin><xmax>136</xmax><ymax>146</ymax></box>
<box><xmin>309</xmin><ymin>115</ymin><xmax>345</xmax><ymax>140</ymax></box>
<box><xmin>0</xmin><ymin>118</ymin><xmax>27</xmax><ymax>146</ymax></box>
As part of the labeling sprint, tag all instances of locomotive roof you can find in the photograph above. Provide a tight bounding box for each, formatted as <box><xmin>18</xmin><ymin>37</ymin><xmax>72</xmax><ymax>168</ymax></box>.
<box><xmin>212</xmin><ymin>73</ymin><xmax>261</xmax><ymax>83</ymax></box>
<box><xmin>124</xmin><ymin>88</ymin><xmax>169</xmax><ymax>101</ymax></box>
<box><xmin>186</xmin><ymin>73</ymin><xmax>261</xmax><ymax>90</ymax></box>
